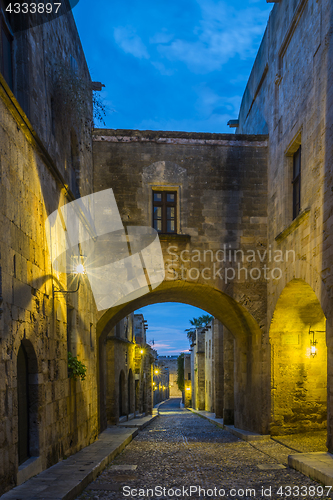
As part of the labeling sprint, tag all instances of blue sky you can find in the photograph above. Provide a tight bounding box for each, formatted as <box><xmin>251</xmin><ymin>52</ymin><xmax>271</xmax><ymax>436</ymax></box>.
<box><xmin>135</xmin><ymin>303</ymin><xmax>209</xmax><ymax>356</ymax></box>
<box><xmin>73</xmin><ymin>0</ymin><xmax>272</xmax><ymax>132</ymax></box>
<box><xmin>72</xmin><ymin>0</ymin><xmax>272</xmax><ymax>354</ymax></box>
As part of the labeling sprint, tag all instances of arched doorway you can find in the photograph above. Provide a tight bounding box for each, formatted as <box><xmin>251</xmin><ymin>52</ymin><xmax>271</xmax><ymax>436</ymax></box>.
<box><xmin>269</xmin><ymin>279</ymin><xmax>327</xmax><ymax>436</ymax></box>
<box><xmin>97</xmin><ymin>281</ymin><xmax>267</xmax><ymax>434</ymax></box>
<box><xmin>17</xmin><ymin>340</ymin><xmax>39</xmax><ymax>465</ymax></box>
<box><xmin>17</xmin><ymin>344</ymin><xmax>29</xmax><ymax>465</ymax></box>
<box><xmin>119</xmin><ymin>370</ymin><xmax>126</xmax><ymax>418</ymax></box>
<box><xmin>128</xmin><ymin>369</ymin><xmax>133</xmax><ymax>415</ymax></box>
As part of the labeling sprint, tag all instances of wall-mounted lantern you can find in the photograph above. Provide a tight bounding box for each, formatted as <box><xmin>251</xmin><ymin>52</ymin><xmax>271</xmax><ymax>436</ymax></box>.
<box><xmin>53</xmin><ymin>256</ymin><xmax>86</xmax><ymax>294</ymax></box>
<box><xmin>308</xmin><ymin>326</ymin><xmax>325</xmax><ymax>358</ymax></box>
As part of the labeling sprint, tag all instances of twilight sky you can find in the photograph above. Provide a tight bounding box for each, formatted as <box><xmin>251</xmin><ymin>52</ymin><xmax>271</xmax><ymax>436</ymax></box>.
<box><xmin>135</xmin><ymin>303</ymin><xmax>208</xmax><ymax>356</ymax></box>
<box><xmin>72</xmin><ymin>0</ymin><xmax>272</xmax><ymax>132</ymax></box>
<box><xmin>72</xmin><ymin>0</ymin><xmax>272</xmax><ymax>354</ymax></box>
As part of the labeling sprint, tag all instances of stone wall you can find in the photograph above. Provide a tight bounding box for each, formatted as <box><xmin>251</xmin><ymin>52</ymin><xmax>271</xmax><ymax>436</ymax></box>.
<box><xmin>0</xmin><ymin>11</ymin><xmax>97</xmax><ymax>495</ymax></box>
<box><xmin>105</xmin><ymin>315</ymin><xmax>136</xmax><ymax>425</ymax></box>
<box><xmin>158</xmin><ymin>356</ymin><xmax>182</xmax><ymax>397</ymax></box>
<box><xmin>204</xmin><ymin>325</ymin><xmax>214</xmax><ymax>412</ymax></box>
<box><xmin>237</xmin><ymin>0</ymin><xmax>332</xmax><ymax>440</ymax></box>
<box><xmin>93</xmin><ymin>129</ymin><xmax>270</xmax><ymax>434</ymax></box>
<box><xmin>184</xmin><ymin>354</ymin><xmax>191</xmax><ymax>408</ymax></box>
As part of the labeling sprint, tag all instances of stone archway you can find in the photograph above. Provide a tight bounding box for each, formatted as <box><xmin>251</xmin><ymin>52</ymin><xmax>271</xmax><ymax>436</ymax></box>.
<box><xmin>97</xmin><ymin>280</ymin><xmax>269</xmax><ymax>434</ymax></box>
<box><xmin>269</xmin><ymin>279</ymin><xmax>327</xmax><ymax>436</ymax></box>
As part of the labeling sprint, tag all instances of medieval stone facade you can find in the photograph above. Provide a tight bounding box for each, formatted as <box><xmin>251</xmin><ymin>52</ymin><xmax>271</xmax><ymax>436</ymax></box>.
<box><xmin>1</xmin><ymin>0</ymin><xmax>333</xmax><ymax>495</ymax></box>
<box><xmin>0</xmin><ymin>8</ymin><xmax>98</xmax><ymax>495</ymax></box>
<box><xmin>101</xmin><ymin>313</ymin><xmax>155</xmax><ymax>427</ymax></box>
<box><xmin>157</xmin><ymin>356</ymin><xmax>181</xmax><ymax>397</ymax></box>
<box><xmin>93</xmin><ymin>129</ymin><xmax>269</xmax><ymax>435</ymax></box>
<box><xmin>237</xmin><ymin>0</ymin><xmax>331</xmax><ymax>441</ymax></box>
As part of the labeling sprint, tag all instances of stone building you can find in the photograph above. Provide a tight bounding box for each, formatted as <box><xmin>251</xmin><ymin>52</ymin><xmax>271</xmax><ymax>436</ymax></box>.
<box><xmin>100</xmin><ymin>313</ymin><xmax>156</xmax><ymax>426</ymax></box>
<box><xmin>0</xmin><ymin>6</ymin><xmax>100</xmax><ymax>495</ymax></box>
<box><xmin>93</xmin><ymin>129</ymin><xmax>269</xmax><ymax>436</ymax></box>
<box><xmin>236</xmin><ymin>0</ymin><xmax>332</xmax><ymax>442</ymax></box>
<box><xmin>157</xmin><ymin>355</ymin><xmax>182</xmax><ymax>397</ymax></box>
<box><xmin>189</xmin><ymin>319</ymin><xmax>224</xmax><ymax>416</ymax></box>
<box><xmin>2</xmin><ymin>0</ymin><xmax>333</xmax><ymax>494</ymax></box>
<box><xmin>153</xmin><ymin>363</ymin><xmax>170</xmax><ymax>405</ymax></box>
<box><xmin>183</xmin><ymin>354</ymin><xmax>192</xmax><ymax>408</ymax></box>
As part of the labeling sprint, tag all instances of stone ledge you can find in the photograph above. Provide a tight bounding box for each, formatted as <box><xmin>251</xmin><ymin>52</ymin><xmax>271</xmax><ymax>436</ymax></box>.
<box><xmin>188</xmin><ymin>409</ymin><xmax>224</xmax><ymax>429</ymax></box>
<box><xmin>224</xmin><ymin>425</ymin><xmax>271</xmax><ymax>442</ymax></box>
<box><xmin>118</xmin><ymin>414</ymin><xmax>158</xmax><ymax>430</ymax></box>
<box><xmin>275</xmin><ymin>207</ymin><xmax>311</xmax><ymax>243</ymax></box>
<box><xmin>159</xmin><ymin>234</ymin><xmax>191</xmax><ymax>242</ymax></box>
<box><xmin>93</xmin><ymin>129</ymin><xmax>268</xmax><ymax>146</ymax></box>
<box><xmin>0</xmin><ymin>427</ymin><xmax>138</xmax><ymax>500</ymax></box>
<box><xmin>17</xmin><ymin>456</ymin><xmax>42</xmax><ymax>486</ymax></box>
<box><xmin>288</xmin><ymin>453</ymin><xmax>333</xmax><ymax>486</ymax></box>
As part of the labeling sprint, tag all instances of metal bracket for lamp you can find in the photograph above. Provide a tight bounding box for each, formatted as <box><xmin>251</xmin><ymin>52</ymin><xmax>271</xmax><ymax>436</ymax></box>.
<box><xmin>53</xmin><ymin>274</ymin><xmax>81</xmax><ymax>293</ymax></box>
<box><xmin>53</xmin><ymin>275</ymin><xmax>82</xmax><ymax>294</ymax></box>
<box><xmin>53</xmin><ymin>258</ymin><xmax>86</xmax><ymax>295</ymax></box>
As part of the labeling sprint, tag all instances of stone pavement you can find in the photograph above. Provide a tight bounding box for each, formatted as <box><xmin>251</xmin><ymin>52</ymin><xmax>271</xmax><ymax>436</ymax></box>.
<box><xmin>76</xmin><ymin>399</ymin><xmax>332</xmax><ymax>500</ymax></box>
<box><xmin>0</xmin><ymin>414</ymin><xmax>157</xmax><ymax>500</ymax></box>
<box><xmin>190</xmin><ymin>408</ymin><xmax>332</xmax><ymax>484</ymax></box>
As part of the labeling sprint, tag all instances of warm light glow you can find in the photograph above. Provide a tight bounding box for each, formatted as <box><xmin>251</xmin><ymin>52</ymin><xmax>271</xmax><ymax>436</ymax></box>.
<box><xmin>311</xmin><ymin>345</ymin><xmax>317</xmax><ymax>357</ymax></box>
<box><xmin>140</xmin><ymin>349</ymin><xmax>144</xmax><ymax>354</ymax></box>
<box><xmin>154</xmin><ymin>369</ymin><xmax>159</xmax><ymax>374</ymax></box>
<box><xmin>186</xmin><ymin>387</ymin><xmax>191</xmax><ymax>391</ymax></box>
<box><xmin>75</xmin><ymin>263</ymin><xmax>85</xmax><ymax>274</ymax></box>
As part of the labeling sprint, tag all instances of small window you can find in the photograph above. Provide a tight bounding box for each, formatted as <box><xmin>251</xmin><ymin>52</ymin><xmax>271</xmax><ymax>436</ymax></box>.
<box><xmin>153</xmin><ymin>191</ymin><xmax>177</xmax><ymax>234</ymax></box>
<box><xmin>292</xmin><ymin>146</ymin><xmax>301</xmax><ymax>220</ymax></box>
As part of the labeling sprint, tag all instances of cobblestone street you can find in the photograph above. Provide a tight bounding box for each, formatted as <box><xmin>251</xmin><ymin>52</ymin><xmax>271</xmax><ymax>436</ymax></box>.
<box><xmin>77</xmin><ymin>399</ymin><xmax>330</xmax><ymax>500</ymax></box>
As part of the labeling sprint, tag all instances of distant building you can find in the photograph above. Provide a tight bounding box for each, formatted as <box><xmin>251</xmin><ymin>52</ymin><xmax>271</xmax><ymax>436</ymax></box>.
<box><xmin>158</xmin><ymin>356</ymin><xmax>182</xmax><ymax>397</ymax></box>
<box><xmin>153</xmin><ymin>363</ymin><xmax>170</xmax><ymax>405</ymax></box>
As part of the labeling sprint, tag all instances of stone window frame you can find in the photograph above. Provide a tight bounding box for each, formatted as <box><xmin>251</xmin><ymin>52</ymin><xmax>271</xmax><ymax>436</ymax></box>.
<box><xmin>292</xmin><ymin>146</ymin><xmax>301</xmax><ymax>220</ymax></box>
<box><xmin>151</xmin><ymin>185</ymin><xmax>181</xmax><ymax>234</ymax></box>
<box><xmin>152</xmin><ymin>190</ymin><xmax>177</xmax><ymax>234</ymax></box>
<box><xmin>285</xmin><ymin>128</ymin><xmax>302</xmax><ymax>224</ymax></box>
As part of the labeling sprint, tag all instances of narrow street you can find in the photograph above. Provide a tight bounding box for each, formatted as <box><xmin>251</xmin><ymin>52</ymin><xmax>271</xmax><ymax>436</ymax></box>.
<box><xmin>77</xmin><ymin>399</ymin><xmax>330</xmax><ymax>500</ymax></box>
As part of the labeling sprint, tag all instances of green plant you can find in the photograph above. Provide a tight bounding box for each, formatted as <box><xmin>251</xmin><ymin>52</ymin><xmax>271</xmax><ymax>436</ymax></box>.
<box><xmin>177</xmin><ymin>353</ymin><xmax>185</xmax><ymax>392</ymax></box>
<box><xmin>185</xmin><ymin>314</ymin><xmax>214</xmax><ymax>343</ymax></box>
<box><xmin>68</xmin><ymin>352</ymin><xmax>87</xmax><ymax>381</ymax></box>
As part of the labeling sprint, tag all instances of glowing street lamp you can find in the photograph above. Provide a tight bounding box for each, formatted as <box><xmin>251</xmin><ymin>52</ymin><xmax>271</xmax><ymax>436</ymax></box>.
<box><xmin>75</xmin><ymin>263</ymin><xmax>85</xmax><ymax>274</ymax></box>
<box><xmin>308</xmin><ymin>326</ymin><xmax>325</xmax><ymax>358</ymax></box>
<box><xmin>54</xmin><ymin>258</ymin><xmax>85</xmax><ymax>294</ymax></box>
